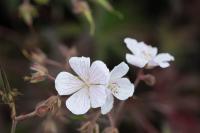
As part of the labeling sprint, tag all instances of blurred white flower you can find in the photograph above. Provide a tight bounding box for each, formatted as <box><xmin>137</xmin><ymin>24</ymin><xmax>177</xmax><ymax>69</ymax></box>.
<box><xmin>101</xmin><ymin>62</ymin><xmax>134</xmax><ymax>114</ymax></box>
<box><xmin>55</xmin><ymin>57</ymin><xmax>109</xmax><ymax>115</ymax></box>
<box><xmin>124</xmin><ymin>37</ymin><xmax>175</xmax><ymax>69</ymax></box>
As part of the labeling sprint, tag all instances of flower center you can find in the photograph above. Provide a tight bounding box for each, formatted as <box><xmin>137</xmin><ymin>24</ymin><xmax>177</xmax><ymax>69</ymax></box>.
<box><xmin>141</xmin><ymin>51</ymin><xmax>153</xmax><ymax>61</ymax></box>
<box><xmin>83</xmin><ymin>80</ymin><xmax>90</xmax><ymax>88</ymax></box>
<box><xmin>108</xmin><ymin>83</ymin><xmax>119</xmax><ymax>94</ymax></box>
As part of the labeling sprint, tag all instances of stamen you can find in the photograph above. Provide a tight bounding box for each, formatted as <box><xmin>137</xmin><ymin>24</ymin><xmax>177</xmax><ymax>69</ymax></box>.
<box><xmin>109</xmin><ymin>83</ymin><xmax>119</xmax><ymax>94</ymax></box>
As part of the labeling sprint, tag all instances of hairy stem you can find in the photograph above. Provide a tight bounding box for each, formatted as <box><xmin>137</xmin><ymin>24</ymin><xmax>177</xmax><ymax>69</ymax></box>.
<box><xmin>114</xmin><ymin>69</ymin><xmax>143</xmax><ymax>125</ymax></box>
<box><xmin>88</xmin><ymin>111</ymin><xmax>101</xmax><ymax>133</ymax></box>
<box><xmin>10</xmin><ymin>111</ymin><xmax>36</xmax><ymax>133</ymax></box>
<box><xmin>45</xmin><ymin>59</ymin><xmax>65</xmax><ymax>69</ymax></box>
<box><xmin>47</xmin><ymin>74</ymin><xmax>55</xmax><ymax>81</ymax></box>
<box><xmin>108</xmin><ymin>113</ymin><xmax>115</xmax><ymax>128</ymax></box>
<box><xmin>9</xmin><ymin>102</ymin><xmax>17</xmax><ymax>133</ymax></box>
<box><xmin>15</xmin><ymin>111</ymin><xmax>36</xmax><ymax>121</ymax></box>
<box><xmin>11</xmin><ymin>120</ymin><xmax>17</xmax><ymax>133</ymax></box>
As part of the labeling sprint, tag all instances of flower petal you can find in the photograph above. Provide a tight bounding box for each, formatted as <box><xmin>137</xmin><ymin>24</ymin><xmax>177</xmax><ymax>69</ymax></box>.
<box><xmin>124</xmin><ymin>37</ymin><xmax>141</xmax><ymax>55</ymax></box>
<box><xmin>66</xmin><ymin>88</ymin><xmax>90</xmax><ymax>115</ymax></box>
<box><xmin>69</xmin><ymin>57</ymin><xmax>90</xmax><ymax>81</ymax></box>
<box><xmin>154</xmin><ymin>53</ymin><xmax>174</xmax><ymax>68</ymax></box>
<box><xmin>110</xmin><ymin>62</ymin><xmax>129</xmax><ymax>81</ymax></box>
<box><xmin>110</xmin><ymin>78</ymin><xmax>134</xmax><ymax>100</ymax></box>
<box><xmin>138</xmin><ymin>42</ymin><xmax>158</xmax><ymax>57</ymax></box>
<box><xmin>126</xmin><ymin>54</ymin><xmax>148</xmax><ymax>68</ymax></box>
<box><xmin>101</xmin><ymin>92</ymin><xmax>114</xmax><ymax>115</ymax></box>
<box><xmin>89</xmin><ymin>61</ymin><xmax>109</xmax><ymax>85</ymax></box>
<box><xmin>89</xmin><ymin>85</ymin><xmax>107</xmax><ymax>108</ymax></box>
<box><xmin>146</xmin><ymin>60</ymin><xmax>158</xmax><ymax>69</ymax></box>
<box><xmin>55</xmin><ymin>72</ymin><xmax>84</xmax><ymax>95</ymax></box>
<box><xmin>150</xmin><ymin>47</ymin><xmax>158</xmax><ymax>57</ymax></box>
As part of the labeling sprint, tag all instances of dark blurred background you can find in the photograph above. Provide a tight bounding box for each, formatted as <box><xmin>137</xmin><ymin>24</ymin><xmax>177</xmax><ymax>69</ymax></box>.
<box><xmin>0</xmin><ymin>0</ymin><xmax>200</xmax><ymax>133</ymax></box>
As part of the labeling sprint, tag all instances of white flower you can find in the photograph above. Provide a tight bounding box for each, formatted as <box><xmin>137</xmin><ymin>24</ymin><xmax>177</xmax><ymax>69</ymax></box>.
<box><xmin>55</xmin><ymin>57</ymin><xmax>109</xmax><ymax>115</ymax></box>
<box><xmin>101</xmin><ymin>62</ymin><xmax>135</xmax><ymax>114</ymax></box>
<box><xmin>124</xmin><ymin>37</ymin><xmax>175</xmax><ymax>69</ymax></box>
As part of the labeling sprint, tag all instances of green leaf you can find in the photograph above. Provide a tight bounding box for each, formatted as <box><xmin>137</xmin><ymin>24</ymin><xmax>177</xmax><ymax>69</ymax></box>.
<box><xmin>0</xmin><ymin>67</ymin><xmax>11</xmax><ymax>95</ymax></box>
<box><xmin>94</xmin><ymin>0</ymin><xmax>123</xmax><ymax>19</ymax></box>
<box><xmin>83</xmin><ymin>8</ymin><xmax>95</xmax><ymax>35</ymax></box>
<box><xmin>70</xmin><ymin>114</ymin><xmax>86</xmax><ymax>121</ymax></box>
<box><xmin>72</xmin><ymin>0</ymin><xmax>95</xmax><ymax>35</ymax></box>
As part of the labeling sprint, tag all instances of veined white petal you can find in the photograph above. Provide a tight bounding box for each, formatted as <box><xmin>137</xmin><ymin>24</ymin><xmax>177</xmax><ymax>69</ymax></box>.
<box><xmin>110</xmin><ymin>62</ymin><xmax>129</xmax><ymax>81</ymax></box>
<box><xmin>89</xmin><ymin>85</ymin><xmax>107</xmax><ymax>108</ymax></box>
<box><xmin>101</xmin><ymin>92</ymin><xmax>114</xmax><ymax>115</ymax></box>
<box><xmin>89</xmin><ymin>61</ymin><xmax>109</xmax><ymax>85</ymax></box>
<box><xmin>110</xmin><ymin>78</ymin><xmax>134</xmax><ymax>100</ymax></box>
<box><xmin>69</xmin><ymin>57</ymin><xmax>90</xmax><ymax>81</ymax></box>
<box><xmin>55</xmin><ymin>72</ymin><xmax>84</xmax><ymax>95</ymax></box>
<box><xmin>66</xmin><ymin>88</ymin><xmax>90</xmax><ymax>115</ymax></box>
<box><xmin>154</xmin><ymin>53</ymin><xmax>174</xmax><ymax>68</ymax></box>
<box><xmin>126</xmin><ymin>54</ymin><xmax>148</xmax><ymax>68</ymax></box>
<box><xmin>124</xmin><ymin>37</ymin><xmax>141</xmax><ymax>55</ymax></box>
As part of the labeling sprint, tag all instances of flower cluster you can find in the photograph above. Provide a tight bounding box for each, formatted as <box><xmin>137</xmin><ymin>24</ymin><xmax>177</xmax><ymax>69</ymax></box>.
<box><xmin>55</xmin><ymin>37</ymin><xmax>174</xmax><ymax>115</ymax></box>
<box><xmin>125</xmin><ymin>38</ymin><xmax>174</xmax><ymax>69</ymax></box>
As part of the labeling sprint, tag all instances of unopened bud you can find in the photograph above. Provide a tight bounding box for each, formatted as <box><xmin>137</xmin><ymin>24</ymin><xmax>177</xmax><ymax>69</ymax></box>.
<box><xmin>140</xmin><ymin>74</ymin><xmax>156</xmax><ymax>86</ymax></box>
<box><xmin>35</xmin><ymin>105</ymin><xmax>50</xmax><ymax>117</ymax></box>
<box><xmin>22</xmin><ymin>48</ymin><xmax>47</xmax><ymax>64</ymax></box>
<box><xmin>35</xmin><ymin>96</ymin><xmax>61</xmax><ymax>117</ymax></box>
<box><xmin>25</xmin><ymin>63</ymin><xmax>48</xmax><ymax>83</ymax></box>
<box><xmin>19</xmin><ymin>1</ymin><xmax>38</xmax><ymax>26</ymax></box>
<box><xmin>72</xmin><ymin>0</ymin><xmax>89</xmax><ymax>14</ymax></box>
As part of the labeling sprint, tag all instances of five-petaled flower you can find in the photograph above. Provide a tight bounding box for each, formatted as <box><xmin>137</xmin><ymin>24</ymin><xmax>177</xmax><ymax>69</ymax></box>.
<box><xmin>55</xmin><ymin>57</ymin><xmax>109</xmax><ymax>115</ymax></box>
<box><xmin>101</xmin><ymin>62</ymin><xmax>135</xmax><ymax>114</ymax></box>
<box><xmin>125</xmin><ymin>37</ymin><xmax>175</xmax><ymax>69</ymax></box>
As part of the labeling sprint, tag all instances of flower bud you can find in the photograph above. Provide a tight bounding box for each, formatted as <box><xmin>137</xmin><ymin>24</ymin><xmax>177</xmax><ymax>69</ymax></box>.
<box><xmin>24</xmin><ymin>63</ymin><xmax>48</xmax><ymax>83</ymax></box>
<box><xmin>140</xmin><ymin>74</ymin><xmax>156</xmax><ymax>86</ymax></box>
<box><xmin>22</xmin><ymin>48</ymin><xmax>47</xmax><ymax>64</ymax></box>
<box><xmin>35</xmin><ymin>96</ymin><xmax>61</xmax><ymax>117</ymax></box>
<box><xmin>19</xmin><ymin>1</ymin><xmax>38</xmax><ymax>27</ymax></box>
